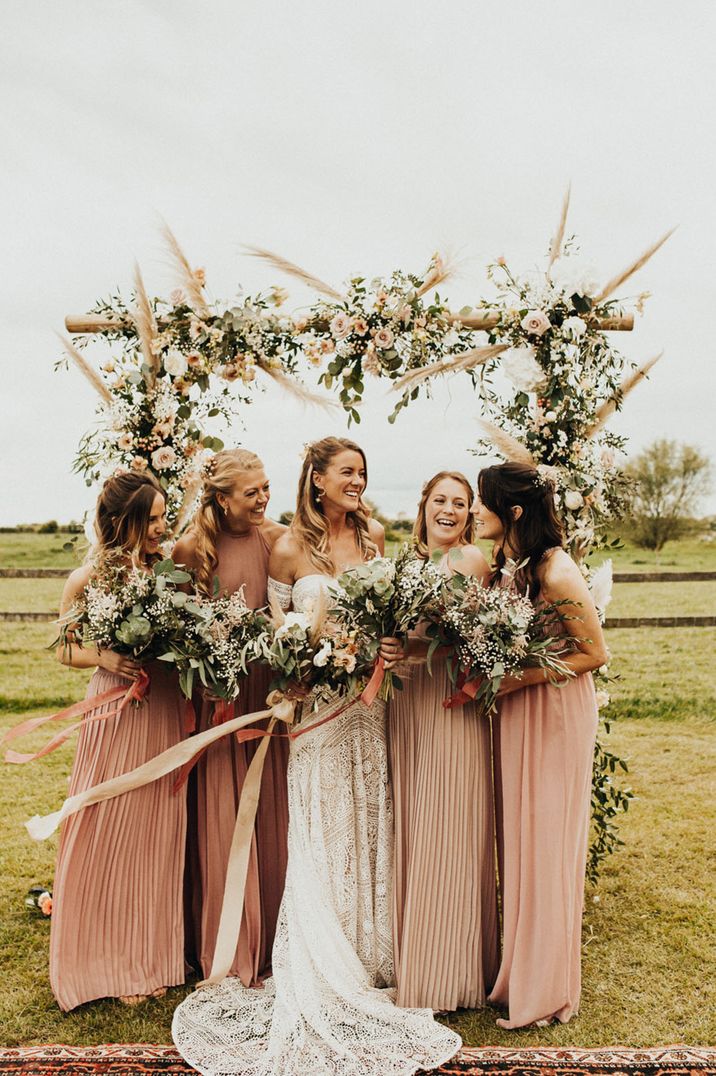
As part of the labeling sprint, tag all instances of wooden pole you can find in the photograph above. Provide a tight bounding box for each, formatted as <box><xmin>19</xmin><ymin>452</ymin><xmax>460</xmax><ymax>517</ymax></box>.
<box><xmin>450</xmin><ymin>312</ymin><xmax>634</xmax><ymax>332</ymax></box>
<box><xmin>65</xmin><ymin>311</ymin><xmax>635</xmax><ymax>334</ymax></box>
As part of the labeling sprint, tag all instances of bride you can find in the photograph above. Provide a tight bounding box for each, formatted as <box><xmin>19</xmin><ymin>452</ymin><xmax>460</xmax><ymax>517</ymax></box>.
<box><xmin>172</xmin><ymin>437</ymin><xmax>461</xmax><ymax>1076</ymax></box>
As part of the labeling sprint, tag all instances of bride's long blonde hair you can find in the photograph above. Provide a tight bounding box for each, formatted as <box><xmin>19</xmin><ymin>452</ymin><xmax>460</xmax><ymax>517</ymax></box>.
<box><xmin>191</xmin><ymin>448</ymin><xmax>264</xmax><ymax>595</ymax></box>
<box><xmin>291</xmin><ymin>437</ymin><xmax>376</xmax><ymax>574</ymax></box>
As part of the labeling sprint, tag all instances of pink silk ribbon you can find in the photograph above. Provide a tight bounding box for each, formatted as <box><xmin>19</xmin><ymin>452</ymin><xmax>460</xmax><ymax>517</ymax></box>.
<box><xmin>3</xmin><ymin>669</ymin><xmax>151</xmax><ymax>764</ymax></box>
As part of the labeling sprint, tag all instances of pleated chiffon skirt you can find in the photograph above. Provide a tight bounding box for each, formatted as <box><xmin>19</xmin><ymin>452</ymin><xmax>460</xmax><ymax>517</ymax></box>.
<box><xmin>388</xmin><ymin>662</ymin><xmax>500</xmax><ymax>1011</ymax></box>
<box><xmin>488</xmin><ymin>673</ymin><xmax>598</xmax><ymax>1028</ymax></box>
<box><xmin>49</xmin><ymin>665</ymin><xmax>187</xmax><ymax>1011</ymax></box>
<box><xmin>194</xmin><ymin>663</ymin><xmax>289</xmax><ymax>986</ymax></box>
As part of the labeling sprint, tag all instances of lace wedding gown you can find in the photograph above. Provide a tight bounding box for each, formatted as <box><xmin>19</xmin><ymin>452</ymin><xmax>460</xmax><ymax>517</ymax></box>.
<box><xmin>172</xmin><ymin>575</ymin><xmax>461</xmax><ymax>1076</ymax></box>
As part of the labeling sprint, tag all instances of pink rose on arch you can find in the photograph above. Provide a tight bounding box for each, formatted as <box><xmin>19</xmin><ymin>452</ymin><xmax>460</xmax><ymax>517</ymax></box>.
<box><xmin>330</xmin><ymin>313</ymin><xmax>353</xmax><ymax>340</ymax></box>
<box><xmin>373</xmin><ymin>327</ymin><xmax>395</xmax><ymax>350</ymax></box>
<box><xmin>352</xmin><ymin>318</ymin><xmax>369</xmax><ymax>336</ymax></box>
<box><xmin>151</xmin><ymin>446</ymin><xmax>177</xmax><ymax>470</ymax></box>
<box><xmin>117</xmin><ymin>433</ymin><xmax>134</xmax><ymax>451</ymax></box>
<box><xmin>131</xmin><ymin>456</ymin><xmax>148</xmax><ymax>472</ymax></box>
<box><xmin>520</xmin><ymin>310</ymin><xmax>551</xmax><ymax>336</ymax></box>
<box><xmin>186</xmin><ymin>350</ymin><xmax>202</xmax><ymax>367</ymax></box>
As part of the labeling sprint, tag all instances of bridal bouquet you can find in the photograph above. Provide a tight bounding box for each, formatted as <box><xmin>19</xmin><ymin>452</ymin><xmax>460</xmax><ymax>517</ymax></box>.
<box><xmin>55</xmin><ymin>556</ymin><xmax>193</xmax><ymax>663</ymax></box>
<box><xmin>261</xmin><ymin>599</ymin><xmax>371</xmax><ymax>705</ymax></box>
<box><xmin>426</xmin><ymin>567</ymin><xmax>574</xmax><ymax>715</ymax></box>
<box><xmin>160</xmin><ymin>589</ymin><xmax>269</xmax><ymax>701</ymax></box>
<box><xmin>333</xmin><ymin>546</ymin><xmax>445</xmax><ymax>699</ymax></box>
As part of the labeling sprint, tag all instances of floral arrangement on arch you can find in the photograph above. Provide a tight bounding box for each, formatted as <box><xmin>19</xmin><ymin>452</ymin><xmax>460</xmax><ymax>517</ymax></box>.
<box><xmin>61</xmin><ymin>229</ymin><xmax>311</xmax><ymax>530</ymax></box>
<box><xmin>293</xmin><ymin>254</ymin><xmax>477</xmax><ymax>423</ymax></box>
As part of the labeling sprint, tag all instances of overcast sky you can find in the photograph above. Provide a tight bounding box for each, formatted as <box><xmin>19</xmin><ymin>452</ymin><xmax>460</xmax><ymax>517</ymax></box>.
<box><xmin>1</xmin><ymin>0</ymin><xmax>715</xmax><ymax>525</ymax></box>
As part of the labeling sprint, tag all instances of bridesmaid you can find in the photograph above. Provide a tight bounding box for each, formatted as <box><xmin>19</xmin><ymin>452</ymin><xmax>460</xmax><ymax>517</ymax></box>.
<box><xmin>473</xmin><ymin>462</ymin><xmax>608</xmax><ymax>1029</ymax></box>
<box><xmin>383</xmin><ymin>471</ymin><xmax>500</xmax><ymax>1012</ymax></box>
<box><xmin>172</xmin><ymin>448</ymin><xmax>289</xmax><ymax>986</ymax></box>
<box><xmin>51</xmin><ymin>471</ymin><xmax>186</xmax><ymax>1010</ymax></box>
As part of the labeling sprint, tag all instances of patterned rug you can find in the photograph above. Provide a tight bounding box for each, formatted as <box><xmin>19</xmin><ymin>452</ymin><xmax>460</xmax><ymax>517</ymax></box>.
<box><xmin>0</xmin><ymin>1044</ymin><xmax>714</xmax><ymax>1075</ymax></box>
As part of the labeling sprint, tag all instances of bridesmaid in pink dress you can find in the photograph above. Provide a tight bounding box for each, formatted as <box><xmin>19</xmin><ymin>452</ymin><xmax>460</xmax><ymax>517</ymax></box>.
<box><xmin>383</xmin><ymin>472</ymin><xmax>500</xmax><ymax>1011</ymax></box>
<box><xmin>472</xmin><ymin>463</ymin><xmax>608</xmax><ymax>1029</ymax></box>
<box><xmin>51</xmin><ymin>471</ymin><xmax>186</xmax><ymax>1009</ymax></box>
<box><xmin>173</xmin><ymin>449</ymin><xmax>289</xmax><ymax>987</ymax></box>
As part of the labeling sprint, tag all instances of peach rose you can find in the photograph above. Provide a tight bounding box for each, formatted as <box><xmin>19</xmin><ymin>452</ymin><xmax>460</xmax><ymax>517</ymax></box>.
<box><xmin>353</xmin><ymin>318</ymin><xmax>369</xmax><ymax>336</ymax></box>
<box><xmin>520</xmin><ymin>310</ymin><xmax>551</xmax><ymax>336</ymax></box>
<box><xmin>330</xmin><ymin>313</ymin><xmax>353</xmax><ymax>340</ymax></box>
<box><xmin>131</xmin><ymin>456</ymin><xmax>148</xmax><ymax>471</ymax></box>
<box><xmin>373</xmin><ymin>327</ymin><xmax>395</xmax><ymax>350</ymax></box>
<box><xmin>117</xmin><ymin>433</ymin><xmax>134</xmax><ymax>451</ymax></box>
<box><xmin>151</xmin><ymin>446</ymin><xmax>177</xmax><ymax>470</ymax></box>
<box><xmin>186</xmin><ymin>350</ymin><xmax>202</xmax><ymax>367</ymax></box>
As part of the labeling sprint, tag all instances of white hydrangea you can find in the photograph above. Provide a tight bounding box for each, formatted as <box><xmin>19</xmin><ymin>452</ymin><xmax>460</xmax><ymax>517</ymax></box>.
<box><xmin>502</xmin><ymin>347</ymin><xmax>546</xmax><ymax>392</ymax></box>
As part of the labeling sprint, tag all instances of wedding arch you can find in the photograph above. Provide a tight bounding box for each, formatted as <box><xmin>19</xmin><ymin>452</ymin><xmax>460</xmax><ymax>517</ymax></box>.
<box><xmin>60</xmin><ymin>189</ymin><xmax>673</xmax><ymax>876</ymax></box>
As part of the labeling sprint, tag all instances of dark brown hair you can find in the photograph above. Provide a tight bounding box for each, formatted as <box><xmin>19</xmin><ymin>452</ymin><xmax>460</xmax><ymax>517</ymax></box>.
<box><xmin>93</xmin><ymin>470</ymin><xmax>165</xmax><ymax>566</ymax></box>
<box><xmin>477</xmin><ymin>462</ymin><xmax>564</xmax><ymax>598</ymax></box>
<box><xmin>413</xmin><ymin>471</ymin><xmax>475</xmax><ymax>558</ymax></box>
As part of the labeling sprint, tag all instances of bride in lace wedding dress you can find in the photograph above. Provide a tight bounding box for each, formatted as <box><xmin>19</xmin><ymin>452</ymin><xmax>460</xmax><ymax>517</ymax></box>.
<box><xmin>172</xmin><ymin>438</ymin><xmax>461</xmax><ymax>1076</ymax></box>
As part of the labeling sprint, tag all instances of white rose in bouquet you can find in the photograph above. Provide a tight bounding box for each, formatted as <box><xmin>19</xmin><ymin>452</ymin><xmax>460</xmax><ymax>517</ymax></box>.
<box><xmin>520</xmin><ymin>310</ymin><xmax>551</xmax><ymax>337</ymax></box>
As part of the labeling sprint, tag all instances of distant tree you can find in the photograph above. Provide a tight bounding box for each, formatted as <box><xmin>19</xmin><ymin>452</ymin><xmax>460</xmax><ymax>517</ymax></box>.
<box><xmin>38</xmin><ymin>520</ymin><xmax>59</xmax><ymax>533</ymax></box>
<box><xmin>625</xmin><ymin>439</ymin><xmax>712</xmax><ymax>551</ymax></box>
<box><xmin>278</xmin><ymin>511</ymin><xmax>294</xmax><ymax>526</ymax></box>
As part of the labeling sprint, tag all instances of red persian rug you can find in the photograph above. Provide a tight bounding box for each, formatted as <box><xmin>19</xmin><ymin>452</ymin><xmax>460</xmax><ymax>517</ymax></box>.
<box><xmin>0</xmin><ymin>1044</ymin><xmax>714</xmax><ymax>1075</ymax></box>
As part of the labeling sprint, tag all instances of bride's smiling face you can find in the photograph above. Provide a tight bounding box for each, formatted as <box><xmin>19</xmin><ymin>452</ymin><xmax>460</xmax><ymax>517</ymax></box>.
<box><xmin>314</xmin><ymin>450</ymin><xmax>366</xmax><ymax>512</ymax></box>
<box><xmin>425</xmin><ymin>478</ymin><xmax>470</xmax><ymax>548</ymax></box>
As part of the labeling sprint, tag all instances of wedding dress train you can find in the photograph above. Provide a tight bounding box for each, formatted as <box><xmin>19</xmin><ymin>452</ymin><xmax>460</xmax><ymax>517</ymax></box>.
<box><xmin>172</xmin><ymin>574</ymin><xmax>461</xmax><ymax>1075</ymax></box>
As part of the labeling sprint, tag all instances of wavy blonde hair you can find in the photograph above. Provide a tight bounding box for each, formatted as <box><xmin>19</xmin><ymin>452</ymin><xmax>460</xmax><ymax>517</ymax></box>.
<box><xmin>413</xmin><ymin>471</ymin><xmax>475</xmax><ymax>559</ymax></box>
<box><xmin>292</xmin><ymin>437</ymin><xmax>376</xmax><ymax>574</ymax></box>
<box><xmin>92</xmin><ymin>471</ymin><xmax>164</xmax><ymax>570</ymax></box>
<box><xmin>190</xmin><ymin>448</ymin><xmax>264</xmax><ymax>595</ymax></box>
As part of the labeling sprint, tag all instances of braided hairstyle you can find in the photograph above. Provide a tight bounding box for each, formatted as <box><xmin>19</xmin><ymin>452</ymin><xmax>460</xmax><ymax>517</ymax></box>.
<box><xmin>191</xmin><ymin>449</ymin><xmax>264</xmax><ymax>595</ymax></box>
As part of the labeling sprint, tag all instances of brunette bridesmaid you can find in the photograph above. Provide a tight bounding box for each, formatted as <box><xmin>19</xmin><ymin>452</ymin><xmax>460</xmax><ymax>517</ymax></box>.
<box><xmin>173</xmin><ymin>448</ymin><xmax>289</xmax><ymax>986</ymax></box>
<box><xmin>382</xmin><ymin>471</ymin><xmax>500</xmax><ymax>1012</ymax></box>
<box><xmin>51</xmin><ymin>472</ymin><xmax>186</xmax><ymax>1009</ymax></box>
<box><xmin>473</xmin><ymin>463</ymin><xmax>608</xmax><ymax>1029</ymax></box>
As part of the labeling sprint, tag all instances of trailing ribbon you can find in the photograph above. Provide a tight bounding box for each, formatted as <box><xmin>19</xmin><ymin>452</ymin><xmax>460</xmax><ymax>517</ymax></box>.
<box><xmin>2</xmin><ymin>669</ymin><xmax>151</xmax><ymax>764</ymax></box>
<box><xmin>23</xmin><ymin>683</ymin><xmax>356</xmax><ymax>987</ymax></box>
<box><xmin>360</xmin><ymin>656</ymin><xmax>385</xmax><ymax>707</ymax></box>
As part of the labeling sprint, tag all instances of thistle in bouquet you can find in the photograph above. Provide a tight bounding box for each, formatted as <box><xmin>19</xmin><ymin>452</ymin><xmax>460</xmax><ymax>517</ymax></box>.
<box><xmin>162</xmin><ymin>588</ymin><xmax>269</xmax><ymax>701</ymax></box>
<box><xmin>426</xmin><ymin>565</ymin><xmax>575</xmax><ymax>715</ymax></box>
<box><xmin>333</xmin><ymin>545</ymin><xmax>444</xmax><ymax>700</ymax></box>
<box><xmin>262</xmin><ymin>587</ymin><xmax>371</xmax><ymax>708</ymax></box>
<box><xmin>54</xmin><ymin>555</ymin><xmax>193</xmax><ymax>669</ymax></box>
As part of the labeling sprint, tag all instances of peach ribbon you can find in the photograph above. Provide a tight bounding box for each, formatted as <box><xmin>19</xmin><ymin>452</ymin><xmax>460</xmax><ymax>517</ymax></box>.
<box><xmin>2</xmin><ymin>670</ymin><xmax>151</xmax><ymax>764</ymax></box>
<box><xmin>360</xmin><ymin>656</ymin><xmax>385</xmax><ymax>707</ymax></box>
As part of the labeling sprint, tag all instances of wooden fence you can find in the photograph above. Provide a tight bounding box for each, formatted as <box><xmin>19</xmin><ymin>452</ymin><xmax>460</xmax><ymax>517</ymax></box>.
<box><xmin>1</xmin><ymin>569</ymin><xmax>714</xmax><ymax>627</ymax></box>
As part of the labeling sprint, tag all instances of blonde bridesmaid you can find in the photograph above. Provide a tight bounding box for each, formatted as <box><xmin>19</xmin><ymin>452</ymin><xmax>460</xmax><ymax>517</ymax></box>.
<box><xmin>472</xmin><ymin>462</ymin><xmax>608</xmax><ymax>1029</ymax></box>
<box><xmin>382</xmin><ymin>471</ymin><xmax>500</xmax><ymax>1012</ymax></box>
<box><xmin>51</xmin><ymin>472</ymin><xmax>186</xmax><ymax>1009</ymax></box>
<box><xmin>172</xmin><ymin>449</ymin><xmax>289</xmax><ymax>986</ymax></box>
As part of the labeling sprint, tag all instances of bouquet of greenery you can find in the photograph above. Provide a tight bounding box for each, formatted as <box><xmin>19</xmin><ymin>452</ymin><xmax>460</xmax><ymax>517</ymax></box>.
<box><xmin>425</xmin><ymin>566</ymin><xmax>575</xmax><ymax>714</ymax></box>
<box><xmin>55</xmin><ymin>556</ymin><xmax>193</xmax><ymax>663</ymax></box>
<box><xmin>160</xmin><ymin>588</ymin><xmax>269</xmax><ymax>701</ymax></box>
<box><xmin>261</xmin><ymin>597</ymin><xmax>372</xmax><ymax>707</ymax></box>
<box><xmin>332</xmin><ymin>546</ymin><xmax>444</xmax><ymax>699</ymax></box>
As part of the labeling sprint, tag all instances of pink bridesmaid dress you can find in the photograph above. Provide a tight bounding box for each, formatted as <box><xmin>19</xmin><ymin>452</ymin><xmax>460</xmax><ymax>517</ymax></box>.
<box><xmin>50</xmin><ymin>662</ymin><xmax>187</xmax><ymax>1010</ymax></box>
<box><xmin>488</xmin><ymin>631</ymin><xmax>598</xmax><ymax>1027</ymax></box>
<box><xmin>389</xmin><ymin>658</ymin><xmax>500</xmax><ymax>1011</ymax></box>
<box><xmin>193</xmin><ymin>527</ymin><xmax>289</xmax><ymax>985</ymax></box>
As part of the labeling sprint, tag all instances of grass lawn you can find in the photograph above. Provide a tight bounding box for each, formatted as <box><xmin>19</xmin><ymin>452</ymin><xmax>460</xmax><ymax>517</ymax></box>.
<box><xmin>0</xmin><ymin>535</ymin><xmax>714</xmax><ymax>1047</ymax></box>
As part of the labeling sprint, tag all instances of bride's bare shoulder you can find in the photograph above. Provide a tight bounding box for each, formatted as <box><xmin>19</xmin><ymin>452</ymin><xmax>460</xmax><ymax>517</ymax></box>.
<box><xmin>269</xmin><ymin>529</ymin><xmax>303</xmax><ymax>582</ymax></box>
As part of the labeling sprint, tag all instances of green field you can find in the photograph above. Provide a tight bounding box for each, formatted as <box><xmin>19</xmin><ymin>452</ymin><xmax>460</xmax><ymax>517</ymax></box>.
<box><xmin>0</xmin><ymin>534</ymin><xmax>714</xmax><ymax>1047</ymax></box>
